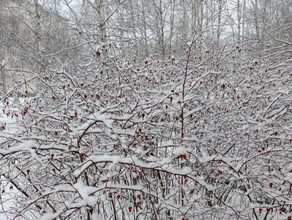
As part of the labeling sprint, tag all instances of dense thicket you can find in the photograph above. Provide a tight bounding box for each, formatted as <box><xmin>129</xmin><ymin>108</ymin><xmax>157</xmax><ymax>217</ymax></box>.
<box><xmin>0</xmin><ymin>0</ymin><xmax>291</xmax><ymax>219</ymax></box>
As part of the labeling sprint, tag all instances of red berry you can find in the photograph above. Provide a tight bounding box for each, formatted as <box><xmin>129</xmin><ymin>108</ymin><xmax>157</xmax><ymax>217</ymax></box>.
<box><xmin>177</xmin><ymin>154</ymin><xmax>187</xmax><ymax>159</ymax></box>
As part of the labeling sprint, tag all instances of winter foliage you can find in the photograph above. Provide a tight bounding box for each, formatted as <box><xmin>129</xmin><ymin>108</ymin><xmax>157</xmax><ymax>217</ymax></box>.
<box><xmin>0</xmin><ymin>0</ymin><xmax>292</xmax><ymax>219</ymax></box>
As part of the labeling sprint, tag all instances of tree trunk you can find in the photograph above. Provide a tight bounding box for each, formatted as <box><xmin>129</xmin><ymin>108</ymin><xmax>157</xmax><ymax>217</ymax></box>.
<box><xmin>96</xmin><ymin>0</ymin><xmax>107</xmax><ymax>42</ymax></box>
